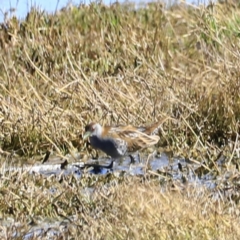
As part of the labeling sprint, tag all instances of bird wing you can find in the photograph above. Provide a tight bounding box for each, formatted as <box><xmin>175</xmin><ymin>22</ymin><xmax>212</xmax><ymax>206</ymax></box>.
<box><xmin>137</xmin><ymin>116</ymin><xmax>173</xmax><ymax>135</ymax></box>
<box><xmin>108</xmin><ymin>126</ymin><xmax>160</xmax><ymax>153</ymax></box>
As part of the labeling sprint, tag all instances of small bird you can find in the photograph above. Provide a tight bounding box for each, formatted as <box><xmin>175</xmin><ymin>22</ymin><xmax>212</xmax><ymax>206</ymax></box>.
<box><xmin>83</xmin><ymin>118</ymin><xmax>170</xmax><ymax>166</ymax></box>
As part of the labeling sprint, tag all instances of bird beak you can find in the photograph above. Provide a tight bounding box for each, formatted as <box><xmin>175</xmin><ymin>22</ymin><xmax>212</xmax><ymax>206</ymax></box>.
<box><xmin>83</xmin><ymin>131</ymin><xmax>91</xmax><ymax>140</ymax></box>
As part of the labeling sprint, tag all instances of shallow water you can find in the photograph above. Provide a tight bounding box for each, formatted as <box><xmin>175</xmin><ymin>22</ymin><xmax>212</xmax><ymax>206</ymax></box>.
<box><xmin>0</xmin><ymin>152</ymin><xmax>210</xmax><ymax>180</ymax></box>
<box><xmin>0</xmin><ymin>151</ymin><xmax>236</xmax><ymax>239</ymax></box>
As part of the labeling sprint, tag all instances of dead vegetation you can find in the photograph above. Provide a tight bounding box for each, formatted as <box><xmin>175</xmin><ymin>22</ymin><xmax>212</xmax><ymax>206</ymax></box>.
<box><xmin>0</xmin><ymin>1</ymin><xmax>240</xmax><ymax>239</ymax></box>
<box><xmin>0</xmin><ymin>171</ymin><xmax>240</xmax><ymax>239</ymax></box>
<box><xmin>0</xmin><ymin>1</ymin><xmax>240</xmax><ymax>159</ymax></box>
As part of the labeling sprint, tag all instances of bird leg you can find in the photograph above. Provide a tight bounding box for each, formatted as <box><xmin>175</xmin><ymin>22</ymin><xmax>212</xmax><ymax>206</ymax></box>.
<box><xmin>129</xmin><ymin>152</ymin><xmax>141</xmax><ymax>164</ymax></box>
<box><xmin>106</xmin><ymin>159</ymin><xmax>114</xmax><ymax>169</ymax></box>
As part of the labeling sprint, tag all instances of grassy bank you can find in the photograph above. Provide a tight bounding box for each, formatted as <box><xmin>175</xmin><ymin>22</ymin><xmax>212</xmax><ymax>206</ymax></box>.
<box><xmin>1</xmin><ymin>1</ymin><xmax>240</xmax><ymax>238</ymax></box>
<box><xmin>0</xmin><ymin>171</ymin><xmax>240</xmax><ymax>239</ymax></box>
<box><xmin>0</xmin><ymin>1</ymin><xmax>240</xmax><ymax>159</ymax></box>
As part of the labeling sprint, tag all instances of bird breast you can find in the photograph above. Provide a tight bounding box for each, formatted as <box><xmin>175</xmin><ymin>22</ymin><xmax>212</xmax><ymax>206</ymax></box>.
<box><xmin>89</xmin><ymin>135</ymin><xmax>127</xmax><ymax>158</ymax></box>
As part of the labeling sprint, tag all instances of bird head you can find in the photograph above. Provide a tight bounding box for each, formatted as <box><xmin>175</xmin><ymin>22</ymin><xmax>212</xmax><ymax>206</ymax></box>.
<box><xmin>83</xmin><ymin>123</ymin><xmax>102</xmax><ymax>139</ymax></box>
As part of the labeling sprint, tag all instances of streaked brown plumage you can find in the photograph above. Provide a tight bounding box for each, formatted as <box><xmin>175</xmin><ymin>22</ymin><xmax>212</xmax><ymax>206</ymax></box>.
<box><xmin>83</xmin><ymin>117</ymin><xmax>171</xmax><ymax>165</ymax></box>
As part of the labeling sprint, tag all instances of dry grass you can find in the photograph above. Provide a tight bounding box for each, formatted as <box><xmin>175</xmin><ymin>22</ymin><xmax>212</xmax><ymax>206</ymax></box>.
<box><xmin>0</xmin><ymin>1</ymin><xmax>240</xmax><ymax>239</ymax></box>
<box><xmin>0</xmin><ymin>1</ymin><xmax>240</xmax><ymax>160</ymax></box>
<box><xmin>0</xmin><ymin>171</ymin><xmax>240</xmax><ymax>239</ymax></box>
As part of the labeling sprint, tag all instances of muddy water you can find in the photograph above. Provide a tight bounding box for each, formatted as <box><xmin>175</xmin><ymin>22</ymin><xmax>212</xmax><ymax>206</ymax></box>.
<box><xmin>11</xmin><ymin>152</ymin><xmax>190</xmax><ymax>177</ymax></box>
<box><xmin>0</xmin><ymin>152</ymin><xmax>212</xmax><ymax>183</ymax></box>
<box><xmin>0</xmin><ymin>151</ymin><xmax>235</xmax><ymax>239</ymax></box>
